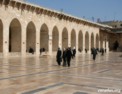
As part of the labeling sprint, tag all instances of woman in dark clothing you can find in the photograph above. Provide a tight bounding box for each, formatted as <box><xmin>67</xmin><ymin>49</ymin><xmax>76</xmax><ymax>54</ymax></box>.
<box><xmin>72</xmin><ymin>47</ymin><xmax>76</xmax><ymax>58</ymax></box>
<box><xmin>56</xmin><ymin>48</ymin><xmax>62</xmax><ymax>66</ymax></box>
<box><xmin>66</xmin><ymin>48</ymin><xmax>72</xmax><ymax>67</ymax></box>
<box><xmin>92</xmin><ymin>48</ymin><xmax>97</xmax><ymax>60</ymax></box>
<box><xmin>62</xmin><ymin>48</ymin><xmax>67</xmax><ymax>66</ymax></box>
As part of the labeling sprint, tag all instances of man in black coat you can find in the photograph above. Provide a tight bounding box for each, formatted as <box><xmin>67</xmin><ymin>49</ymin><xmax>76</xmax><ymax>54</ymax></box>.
<box><xmin>62</xmin><ymin>48</ymin><xmax>67</xmax><ymax>66</ymax></box>
<box><xmin>92</xmin><ymin>48</ymin><xmax>97</xmax><ymax>60</ymax></box>
<box><xmin>56</xmin><ymin>48</ymin><xmax>62</xmax><ymax>66</ymax></box>
<box><xmin>66</xmin><ymin>47</ymin><xmax>72</xmax><ymax>67</ymax></box>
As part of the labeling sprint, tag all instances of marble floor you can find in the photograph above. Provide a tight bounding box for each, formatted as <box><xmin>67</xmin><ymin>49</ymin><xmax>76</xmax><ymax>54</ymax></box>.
<box><xmin>0</xmin><ymin>52</ymin><xmax>122</xmax><ymax>94</ymax></box>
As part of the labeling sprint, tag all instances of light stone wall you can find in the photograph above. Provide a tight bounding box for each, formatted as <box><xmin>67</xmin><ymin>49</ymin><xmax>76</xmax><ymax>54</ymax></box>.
<box><xmin>0</xmin><ymin>3</ymin><xmax>109</xmax><ymax>57</ymax></box>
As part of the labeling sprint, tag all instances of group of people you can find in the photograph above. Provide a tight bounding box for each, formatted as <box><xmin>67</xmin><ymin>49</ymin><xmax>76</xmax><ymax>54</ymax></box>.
<box><xmin>28</xmin><ymin>47</ymin><xmax>34</xmax><ymax>54</ymax></box>
<box><xmin>40</xmin><ymin>48</ymin><xmax>46</xmax><ymax>54</ymax></box>
<box><xmin>56</xmin><ymin>47</ymin><xmax>76</xmax><ymax>67</ymax></box>
<box><xmin>28</xmin><ymin>47</ymin><xmax>46</xmax><ymax>54</ymax></box>
<box><xmin>91</xmin><ymin>48</ymin><xmax>105</xmax><ymax>60</ymax></box>
<box><xmin>56</xmin><ymin>47</ymin><xmax>106</xmax><ymax>66</ymax></box>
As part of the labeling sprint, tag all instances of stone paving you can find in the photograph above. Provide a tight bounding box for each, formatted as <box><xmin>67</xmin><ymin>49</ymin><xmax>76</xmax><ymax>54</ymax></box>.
<box><xmin>0</xmin><ymin>52</ymin><xmax>122</xmax><ymax>94</ymax></box>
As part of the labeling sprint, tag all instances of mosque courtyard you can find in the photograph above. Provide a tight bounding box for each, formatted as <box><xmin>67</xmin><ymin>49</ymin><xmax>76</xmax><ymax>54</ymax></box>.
<box><xmin>0</xmin><ymin>52</ymin><xmax>122</xmax><ymax>94</ymax></box>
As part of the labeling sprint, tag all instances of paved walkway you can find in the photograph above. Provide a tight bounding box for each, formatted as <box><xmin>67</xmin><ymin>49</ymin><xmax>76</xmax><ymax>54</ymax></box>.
<box><xmin>0</xmin><ymin>52</ymin><xmax>122</xmax><ymax>94</ymax></box>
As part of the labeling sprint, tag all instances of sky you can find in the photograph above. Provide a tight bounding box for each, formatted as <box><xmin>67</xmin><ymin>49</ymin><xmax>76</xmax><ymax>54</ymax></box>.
<box><xmin>27</xmin><ymin>0</ymin><xmax>122</xmax><ymax>22</ymax></box>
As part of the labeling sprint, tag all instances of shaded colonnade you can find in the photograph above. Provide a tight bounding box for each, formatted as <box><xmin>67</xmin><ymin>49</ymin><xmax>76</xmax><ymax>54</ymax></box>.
<box><xmin>62</xmin><ymin>28</ymin><xmax>68</xmax><ymax>49</ymax></box>
<box><xmin>52</xmin><ymin>26</ymin><xmax>59</xmax><ymax>51</ymax></box>
<box><xmin>26</xmin><ymin>22</ymin><xmax>36</xmax><ymax>53</ymax></box>
<box><xmin>9</xmin><ymin>18</ymin><xmax>21</xmax><ymax>52</ymax></box>
<box><xmin>78</xmin><ymin>31</ymin><xmax>83</xmax><ymax>52</ymax></box>
<box><xmin>40</xmin><ymin>24</ymin><xmax>49</xmax><ymax>52</ymax></box>
<box><xmin>96</xmin><ymin>34</ymin><xmax>99</xmax><ymax>49</ymax></box>
<box><xmin>71</xmin><ymin>29</ymin><xmax>76</xmax><ymax>49</ymax></box>
<box><xmin>85</xmin><ymin>32</ymin><xmax>89</xmax><ymax>51</ymax></box>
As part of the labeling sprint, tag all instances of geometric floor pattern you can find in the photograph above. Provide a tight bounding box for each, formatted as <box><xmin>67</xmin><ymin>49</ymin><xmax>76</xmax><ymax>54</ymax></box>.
<box><xmin>0</xmin><ymin>52</ymin><xmax>122</xmax><ymax>94</ymax></box>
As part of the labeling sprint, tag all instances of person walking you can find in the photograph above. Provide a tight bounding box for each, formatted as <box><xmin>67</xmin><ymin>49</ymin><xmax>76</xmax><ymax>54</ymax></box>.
<box><xmin>72</xmin><ymin>47</ymin><xmax>76</xmax><ymax>58</ymax></box>
<box><xmin>56</xmin><ymin>48</ymin><xmax>62</xmax><ymax>66</ymax></box>
<box><xmin>85</xmin><ymin>48</ymin><xmax>87</xmax><ymax>53</ymax></box>
<box><xmin>62</xmin><ymin>48</ymin><xmax>67</xmax><ymax>66</ymax></box>
<box><xmin>66</xmin><ymin>47</ymin><xmax>72</xmax><ymax>67</ymax></box>
<box><xmin>92</xmin><ymin>48</ymin><xmax>97</xmax><ymax>60</ymax></box>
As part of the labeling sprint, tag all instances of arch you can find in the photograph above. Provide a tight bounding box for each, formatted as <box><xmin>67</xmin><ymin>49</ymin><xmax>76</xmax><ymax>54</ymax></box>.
<box><xmin>52</xmin><ymin>26</ymin><xmax>59</xmax><ymax>51</ymax></box>
<box><xmin>78</xmin><ymin>30</ymin><xmax>83</xmax><ymax>52</ymax></box>
<box><xmin>91</xmin><ymin>33</ymin><xmax>94</xmax><ymax>48</ymax></box>
<box><xmin>40</xmin><ymin>23</ymin><xmax>49</xmax><ymax>51</ymax></box>
<box><xmin>62</xmin><ymin>28</ymin><xmax>68</xmax><ymax>49</ymax></box>
<box><xmin>9</xmin><ymin>18</ymin><xmax>21</xmax><ymax>52</ymax></box>
<box><xmin>71</xmin><ymin>29</ymin><xmax>76</xmax><ymax>48</ymax></box>
<box><xmin>26</xmin><ymin>21</ymin><xmax>36</xmax><ymax>53</ymax></box>
<box><xmin>96</xmin><ymin>34</ymin><xmax>99</xmax><ymax>48</ymax></box>
<box><xmin>0</xmin><ymin>20</ymin><xmax>3</xmax><ymax>52</ymax></box>
<box><xmin>85</xmin><ymin>32</ymin><xmax>89</xmax><ymax>51</ymax></box>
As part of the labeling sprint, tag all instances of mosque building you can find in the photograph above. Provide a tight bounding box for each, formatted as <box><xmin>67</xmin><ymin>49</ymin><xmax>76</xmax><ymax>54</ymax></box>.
<box><xmin>0</xmin><ymin>0</ymin><xmax>121</xmax><ymax>57</ymax></box>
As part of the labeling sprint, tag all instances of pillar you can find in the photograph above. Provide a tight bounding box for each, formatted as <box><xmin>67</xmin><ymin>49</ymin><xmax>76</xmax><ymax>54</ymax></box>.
<box><xmin>76</xmin><ymin>33</ymin><xmax>78</xmax><ymax>54</ymax></box>
<box><xmin>94</xmin><ymin>34</ymin><xmax>96</xmax><ymax>48</ymax></box>
<box><xmin>103</xmin><ymin>40</ymin><xmax>105</xmax><ymax>49</ymax></box>
<box><xmin>35</xmin><ymin>27</ymin><xmax>40</xmax><ymax>56</ymax></box>
<box><xmin>106</xmin><ymin>41</ymin><xmax>109</xmax><ymax>53</ymax></box>
<box><xmin>48</xmin><ymin>33</ymin><xmax>52</xmax><ymax>55</ymax></box>
<box><xmin>21</xmin><ymin>23</ymin><xmax>26</xmax><ymax>57</ymax></box>
<box><xmin>68</xmin><ymin>33</ymin><xmax>71</xmax><ymax>47</ymax></box>
<box><xmin>99</xmin><ymin>39</ymin><xmax>100</xmax><ymax>50</ymax></box>
<box><xmin>3</xmin><ymin>21</ymin><xmax>9</xmax><ymax>57</ymax></box>
<box><xmin>82</xmin><ymin>33</ymin><xmax>85</xmax><ymax>54</ymax></box>
<box><xmin>59</xmin><ymin>30</ymin><xmax>62</xmax><ymax>50</ymax></box>
<box><xmin>88</xmin><ymin>34</ymin><xmax>91</xmax><ymax>54</ymax></box>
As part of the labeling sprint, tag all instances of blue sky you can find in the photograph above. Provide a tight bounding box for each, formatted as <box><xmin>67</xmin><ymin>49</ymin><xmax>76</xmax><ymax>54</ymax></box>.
<box><xmin>27</xmin><ymin>0</ymin><xmax>122</xmax><ymax>22</ymax></box>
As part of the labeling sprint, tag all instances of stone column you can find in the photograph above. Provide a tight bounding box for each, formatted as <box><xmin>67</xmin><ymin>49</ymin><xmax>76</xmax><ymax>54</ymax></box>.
<box><xmin>59</xmin><ymin>30</ymin><xmax>62</xmax><ymax>50</ymax></box>
<box><xmin>3</xmin><ymin>21</ymin><xmax>9</xmax><ymax>57</ymax></box>
<box><xmin>35</xmin><ymin>27</ymin><xmax>40</xmax><ymax>56</ymax></box>
<box><xmin>94</xmin><ymin>34</ymin><xmax>96</xmax><ymax>48</ymax></box>
<box><xmin>68</xmin><ymin>33</ymin><xmax>71</xmax><ymax>47</ymax></box>
<box><xmin>98</xmin><ymin>39</ymin><xmax>100</xmax><ymax>50</ymax></box>
<box><xmin>82</xmin><ymin>33</ymin><xmax>85</xmax><ymax>54</ymax></box>
<box><xmin>106</xmin><ymin>41</ymin><xmax>109</xmax><ymax>53</ymax></box>
<box><xmin>21</xmin><ymin>23</ymin><xmax>26</xmax><ymax>57</ymax></box>
<box><xmin>75</xmin><ymin>33</ymin><xmax>78</xmax><ymax>55</ymax></box>
<box><xmin>103</xmin><ymin>40</ymin><xmax>105</xmax><ymax>49</ymax></box>
<box><xmin>88</xmin><ymin>34</ymin><xmax>91</xmax><ymax>54</ymax></box>
<box><xmin>48</xmin><ymin>31</ymin><xmax>52</xmax><ymax>55</ymax></box>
